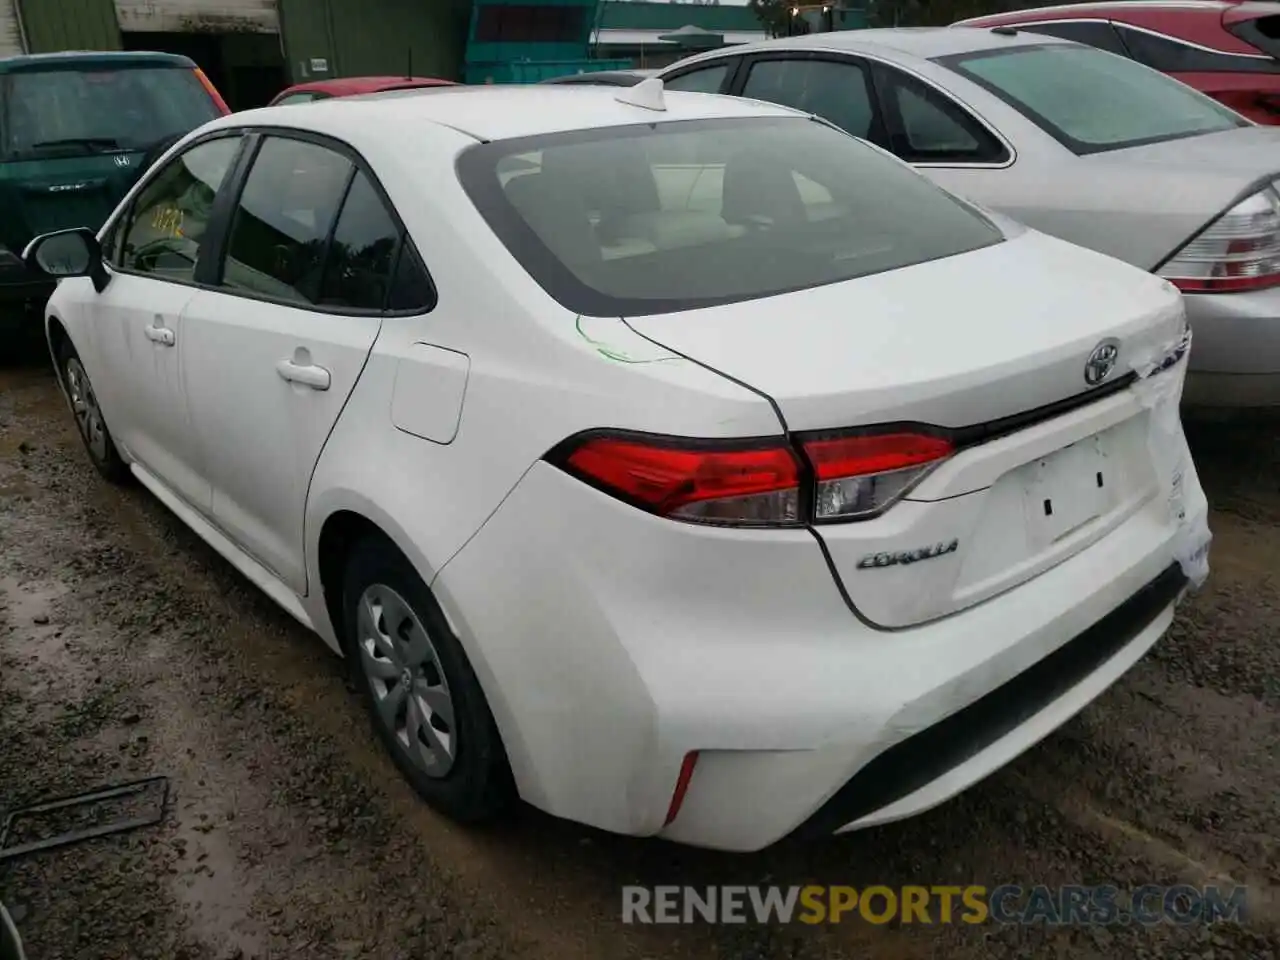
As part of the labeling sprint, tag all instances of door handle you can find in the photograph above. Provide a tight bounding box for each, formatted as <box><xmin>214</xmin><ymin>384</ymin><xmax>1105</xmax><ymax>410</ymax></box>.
<box><xmin>144</xmin><ymin>323</ymin><xmax>175</xmax><ymax>347</ymax></box>
<box><xmin>276</xmin><ymin>358</ymin><xmax>331</xmax><ymax>391</ymax></box>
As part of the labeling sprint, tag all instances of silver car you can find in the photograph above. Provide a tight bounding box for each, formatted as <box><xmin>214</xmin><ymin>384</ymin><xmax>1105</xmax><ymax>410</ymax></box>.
<box><xmin>656</xmin><ymin>27</ymin><xmax>1280</xmax><ymax>408</ymax></box>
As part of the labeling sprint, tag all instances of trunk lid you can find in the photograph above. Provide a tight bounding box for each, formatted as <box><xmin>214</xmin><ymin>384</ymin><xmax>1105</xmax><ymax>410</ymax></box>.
<box><xmin>625</xmin><ymin>229</ymin><xmax>1182</xmax><ymax>431</ymax></box>
<box><xmin>625</xmin><ymin>228</ymin><xmax>1187</xmax><ymax>627</ymax></box>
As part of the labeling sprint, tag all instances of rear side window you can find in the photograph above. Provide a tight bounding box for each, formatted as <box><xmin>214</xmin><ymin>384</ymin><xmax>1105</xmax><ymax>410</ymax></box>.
<box><xmin>741</xmin><ymin>58</ymin><xmax>878</xmax><ymax>142</ymax></box>
<box><xmin>457</xmin><ymin>117</ymin><xmax>1003</xmax><ymax>317</ymax></box>
<box><xmin>0</xmin><ymin>65</ymin><xmax>222</xmax><ymax>161</ymax></box>
<box><xmin>220</xmin><ymin>137</ymin><xmax>352</xmax><ymax>306</ymax></box>
<box><xmin>941</xmin><ymin>44</ymin><xmax>1248</xmax><ymax>155</ymax></box>
<box><xmin>317</xmin><ymin>171</ymin><xmax>401</xmax><ymax>310</ymax></box>
<box><xmin>1227</xmin><ymin>12</ymin><xmax>1280</xmax><ymax>62</ymax></box>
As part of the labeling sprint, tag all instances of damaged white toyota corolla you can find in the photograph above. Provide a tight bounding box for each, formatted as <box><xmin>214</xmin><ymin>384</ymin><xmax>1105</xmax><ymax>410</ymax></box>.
<box><xmin>27</xmin><ymin>80</ymin><xmax>1210</xmax><ymax>851</ymax></box>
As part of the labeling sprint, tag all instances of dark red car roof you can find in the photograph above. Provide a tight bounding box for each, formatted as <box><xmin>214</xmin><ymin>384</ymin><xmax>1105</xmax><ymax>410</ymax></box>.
<box><xmin>272</xmin><ymin>75</ymin><xmax>455</xmax><ymax>100</ymax></box>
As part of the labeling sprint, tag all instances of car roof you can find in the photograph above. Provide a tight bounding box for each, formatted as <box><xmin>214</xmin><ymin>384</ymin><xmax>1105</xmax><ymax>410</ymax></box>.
<box><xmin>671</xmin><ymin>26</ymin><xmax>1071</xmax><ymax>65</ymax></box>
<box><xmin>0</xmin><ymin>50</ymin><xmax>198</xmax><ymax>73</ymax></box>
<box><xmin>277</xmin><ymin>75</ymin><xmax>455</xmax><ymax>97</ymax></box>
<box><xmin>215</xmin><ymin>82</ymin><xmax>805</xmax><ymax>143</ymax></box>
<box><xmin>958</xmin><ymin>0</ymin><xmax>1239</xmax><ymax>22</ymax></box>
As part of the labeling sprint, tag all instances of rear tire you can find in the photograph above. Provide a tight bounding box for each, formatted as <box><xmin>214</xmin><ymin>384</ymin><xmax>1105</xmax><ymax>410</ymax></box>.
<box><xmin>57</xmin><ymin>340</ymin><xmax>128</xmax><ymax>484</ymax></box>
<box><xmin>342</xmin><ymin>536</ymin><xmax>514</xmax><ymax>823</ymax></box>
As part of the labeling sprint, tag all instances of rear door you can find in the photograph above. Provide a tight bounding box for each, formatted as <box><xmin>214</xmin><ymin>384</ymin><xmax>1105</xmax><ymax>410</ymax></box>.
<box><xmin>179</xmin><ymin>132</ymin><xmax>412</xmax><ymax>593</ymax></box>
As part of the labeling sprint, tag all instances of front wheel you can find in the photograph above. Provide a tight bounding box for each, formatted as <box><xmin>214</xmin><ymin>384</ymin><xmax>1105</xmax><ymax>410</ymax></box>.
<box><xmin>342</xmin><ymin>536</ymin><xmax>514</xmax><ymax>823</ymax></box>
<box><xmin>58</xmin><ymin>341</ymin><xmax>128</xmax><ymax>484</ymax></box>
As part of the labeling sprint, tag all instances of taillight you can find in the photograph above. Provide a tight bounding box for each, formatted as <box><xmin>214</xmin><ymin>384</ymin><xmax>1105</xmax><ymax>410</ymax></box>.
<box><xmin>1157</xmin><ymin>184</ymin><xmax>1280</xmax><ymax>293</ymax></box>
<box><xmin>561</xmin><ymin>435</ymin><xmax>802</xmax><ymax>526</ymax></box>
<box><xmin>551</xmin><ymin>428</ymin><xmax>954</xmax><ymax>526</ymax></box>
<box><xmin>193</xmin><ymin>68</ymin><xmax>232</xmax><ymax>115</ymax></box>
<box><xmin>800</xmin><ymin>432</ymin><xmax>954</xmax><ymax>521</ymax></box>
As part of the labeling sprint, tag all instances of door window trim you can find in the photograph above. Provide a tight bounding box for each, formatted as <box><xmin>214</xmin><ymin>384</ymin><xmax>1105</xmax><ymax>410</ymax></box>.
<box><xmin>107</xmin><ymin>125</ymin><xmax>437</xmax><ymax>317</ymax></box>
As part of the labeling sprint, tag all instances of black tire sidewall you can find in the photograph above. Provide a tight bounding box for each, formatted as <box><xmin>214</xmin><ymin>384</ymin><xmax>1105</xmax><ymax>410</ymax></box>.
<box><xmin>341</xmin><ymin>536</ymin><xmax>512</xmax><ymax>822</ymax></box>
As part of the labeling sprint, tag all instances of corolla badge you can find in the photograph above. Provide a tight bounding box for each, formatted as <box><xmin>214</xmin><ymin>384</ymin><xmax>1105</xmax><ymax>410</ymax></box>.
<box><xmin>857</xmin><ymin>539</ymin><xmax>959</xmax><ymax>569</ymax></box>
<box><xmin>1084</xmin><ymin>339</ymin><xmax>1120</xmax><ymax>386</ymax></box>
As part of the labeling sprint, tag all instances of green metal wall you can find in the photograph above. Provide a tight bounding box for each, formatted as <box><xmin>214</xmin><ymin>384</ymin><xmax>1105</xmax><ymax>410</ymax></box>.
<box><xmin>278</xmin><ymin>0</ymin><xmax>467</xmax><ymax>83</ymax></box>
<box><xmin>18</xmin><ymin>0</ymin><xmax>121</xmax><ymax>52</ymax></box>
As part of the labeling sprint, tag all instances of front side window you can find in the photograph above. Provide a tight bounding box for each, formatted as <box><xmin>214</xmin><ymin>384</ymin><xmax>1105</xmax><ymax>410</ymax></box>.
<box><xmin>741</xmin><ymin>58</ymin><xmax>878</xmax><ymax>142</ymax></box>
<box><xmin>220</xmin><ymin>136</ymin><xmax>352</xmax><ymax>305</ymax></box>
<box><xmin>940</xmin><ymin>44</ymin><xmax>1248</xmax><ymax>154</ymax></box>
<box><xmin>0</xmin><ymin>65</ymin><xmax>222</xmax><ymax>161</ymax></box>
<box><xmin>118</xmin><ymin>136</ymin><xmax>242</xmax><ymax>282</ymax></box>
<box><xmin>457</xmin><ymin>117</ymin><xmax>1003</xmax><ymax>317</ymax></box>
<box><xmin>662</xmin><ymin>64</ymin><xmax>731</xmax><ymax>94</ymax></box>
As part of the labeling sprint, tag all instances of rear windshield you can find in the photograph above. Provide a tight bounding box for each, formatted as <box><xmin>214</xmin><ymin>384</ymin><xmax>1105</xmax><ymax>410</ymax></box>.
<box><xmin>939</xmin><ymin>44</ymin><xmax>1249</xmax><ymax>155</ymax></box>
<box><xmin>456</xmin><ymin>117</ymin><xmax>1004</xmax><ymax>317</ymax></box>
<box><xmin>0</xmin><ymin>65</ymin><xmax>221</xmax><ymax>162</ymax></box>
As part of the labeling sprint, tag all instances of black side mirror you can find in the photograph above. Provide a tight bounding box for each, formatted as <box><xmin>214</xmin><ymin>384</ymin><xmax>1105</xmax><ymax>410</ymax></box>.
<box><xmin>22</xmin><ymin>227</ymin><xmax>110</xmax><ymax>293</ymax></box>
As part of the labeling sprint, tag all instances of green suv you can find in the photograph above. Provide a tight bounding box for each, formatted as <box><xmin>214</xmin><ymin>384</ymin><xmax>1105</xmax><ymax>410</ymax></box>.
<box><xmin>0</xmin><ymin>50</ymin><xmax>229</xmax><ymax>337</ymax></box>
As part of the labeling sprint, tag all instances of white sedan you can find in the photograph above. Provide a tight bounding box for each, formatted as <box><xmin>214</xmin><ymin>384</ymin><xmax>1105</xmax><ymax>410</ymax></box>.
<box><xmin>26</xmin><ymin>79</ymin><xmax>1210</xmax><ymax>851</ymax></box>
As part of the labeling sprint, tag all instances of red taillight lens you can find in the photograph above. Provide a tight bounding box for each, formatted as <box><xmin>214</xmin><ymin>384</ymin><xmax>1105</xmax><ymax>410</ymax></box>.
<box><xmin>1158</xmin><ymin>184</ymin><xmax>1280</xmax><ymax>293</ymax></box>
<box><xmin>800</xmin><ymin>432</ymin><xmax>953</xmax><ymax>521</ymax></box>
<box><xmin>562</xmin><ymin>435</ymin><xmax>802</xmax><ymax>526</ymax></box>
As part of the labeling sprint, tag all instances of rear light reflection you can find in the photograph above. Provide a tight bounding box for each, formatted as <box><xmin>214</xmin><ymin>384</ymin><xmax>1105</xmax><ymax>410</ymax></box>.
<box><xmin>554</xmin><ymin>429</ymin><xmax>954</xmax><ymax>527</ymax></box>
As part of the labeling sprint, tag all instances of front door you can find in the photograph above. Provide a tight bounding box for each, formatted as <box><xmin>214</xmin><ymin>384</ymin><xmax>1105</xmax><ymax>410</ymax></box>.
<box><xmin>94</xmin><ymin>133</ymin><xmax>244</xmax><ymax>512</ymax></box>
<box><xmin>180</xmin><ymin>133</ymin><xmax>398</xmax><ymax>592</ymax></box>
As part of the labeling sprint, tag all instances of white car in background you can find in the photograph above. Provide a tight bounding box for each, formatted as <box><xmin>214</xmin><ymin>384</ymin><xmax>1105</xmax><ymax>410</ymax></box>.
<box><xmin>657</xmin><ymin>27</ymin><xmax>1280</xmax><ymax>408</ymax></box>
<box><xmin>27</xmin><ymin>80</ymin><xmax>1209</xmax><ymax>851</ymax></box>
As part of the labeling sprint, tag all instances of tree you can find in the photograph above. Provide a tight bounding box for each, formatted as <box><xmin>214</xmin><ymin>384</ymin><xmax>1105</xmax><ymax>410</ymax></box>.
<box><xmin>748</xmin><ymin>0</ymin><xmax>799</xmax><ymax>37</ymax></box>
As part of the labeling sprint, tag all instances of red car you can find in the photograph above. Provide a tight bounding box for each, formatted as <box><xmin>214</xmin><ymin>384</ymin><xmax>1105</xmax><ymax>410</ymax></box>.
<box><xmin>956</xmin><ymin>1</ymin><xmax>1280</xmax><ymax>124</ymax></box>
<box><xmin>267</xmin><ymin>75</ymin><xmax>455</xmax><ymax>106</ymax></box>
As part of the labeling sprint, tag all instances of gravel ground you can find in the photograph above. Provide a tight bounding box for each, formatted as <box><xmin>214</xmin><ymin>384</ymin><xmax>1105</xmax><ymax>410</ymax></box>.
<box><xmin>1</xmin><ymin>354</ymin><xmax>1277</xmax><ymax>960</ymax></box>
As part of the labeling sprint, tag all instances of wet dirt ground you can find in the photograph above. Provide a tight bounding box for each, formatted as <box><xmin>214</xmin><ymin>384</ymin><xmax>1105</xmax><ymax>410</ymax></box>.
<box><xmin>1</xmin><ymin>353</ymin><xmax>1277</xmax><ymax>960</ymax></box>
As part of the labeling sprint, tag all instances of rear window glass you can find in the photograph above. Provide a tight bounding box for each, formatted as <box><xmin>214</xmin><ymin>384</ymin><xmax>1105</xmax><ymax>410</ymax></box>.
<box><xmin>939</xmin><ymin>44</ymin><xmax>1247</xmax><ymax>155</ymax></box>
<box><xmin>456</xmin><ymin>117</ymin><xmax>1003</xmax><ymax>317</ymax></box>
<box><xmin>0</xmin><ymin>65</ymin><xmax>221</xmax><ymax>161</ymax></box>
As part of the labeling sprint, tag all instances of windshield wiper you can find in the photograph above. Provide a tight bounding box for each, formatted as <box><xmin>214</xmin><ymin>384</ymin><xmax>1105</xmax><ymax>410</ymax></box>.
<box><xmin>28</xmin><ymin>137</ymin><xmax>122</xmax><ymax>153</ymax></box>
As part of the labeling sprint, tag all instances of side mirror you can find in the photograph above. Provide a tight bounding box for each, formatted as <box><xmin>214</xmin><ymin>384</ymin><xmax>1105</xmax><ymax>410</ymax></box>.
<box><xmin>23</xmin><ymin>228</ymin><xmax>110</xmax><ymax>293</ymax></box>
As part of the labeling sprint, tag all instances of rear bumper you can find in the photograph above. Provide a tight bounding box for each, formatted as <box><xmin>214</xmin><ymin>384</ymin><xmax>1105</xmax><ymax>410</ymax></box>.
<box><xmin>792</xmin><ymin>563</ymin><xmax>1185</xmax><ymax>839</ymax></box>
<box><xmin>435</xmin><ymin>454</ymin><xmax>1196</xmax><ymax>852</ymax></box>
<box><xmin>1182</xmin><ymin>289</ymin><xmax>1280</xmax><ymax>406</ymax></box>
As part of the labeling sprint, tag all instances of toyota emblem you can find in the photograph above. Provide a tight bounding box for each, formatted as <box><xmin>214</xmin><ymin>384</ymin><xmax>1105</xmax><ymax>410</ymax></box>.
<box><xmin>1084</xmin><ymin>339</ymin><xmax>1120</xmax><ymax>386</ymax></box>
